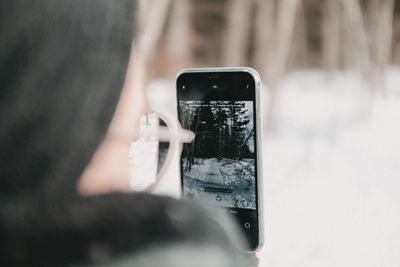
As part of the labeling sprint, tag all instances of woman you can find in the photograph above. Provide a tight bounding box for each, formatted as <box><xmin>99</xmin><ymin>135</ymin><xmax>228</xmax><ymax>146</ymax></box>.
<box><xmin>0</xmin><ymin>1</ymin><xmax>247</xmax><ymax>266</ymax></box>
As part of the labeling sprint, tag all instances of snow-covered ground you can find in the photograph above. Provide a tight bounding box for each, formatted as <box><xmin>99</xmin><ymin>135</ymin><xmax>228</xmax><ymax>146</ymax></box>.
<box><xmin>147</xmin><ymin>67</ymin><xmax>400</xmax><ymax>266</ymax></box>
<box><xmin>182</xmin><ymin>157</ymin><xmax>256</xmax><ymax>209</ymax></box>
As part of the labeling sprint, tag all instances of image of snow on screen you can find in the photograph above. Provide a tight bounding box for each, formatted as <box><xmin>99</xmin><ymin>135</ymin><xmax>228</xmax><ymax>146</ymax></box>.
<box><xmin>180</xmin><ymin>100</ymin><xmax>256</xmax><ymax>210</ymax></box>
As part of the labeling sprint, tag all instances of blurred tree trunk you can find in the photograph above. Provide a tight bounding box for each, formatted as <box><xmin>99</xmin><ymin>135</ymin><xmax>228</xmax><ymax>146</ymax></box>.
<box><xmin>222</xmin><ymin>0</ymin><xmax>253</xmax><ymax>66</ymax></box>
<box><xmin>254</xmin><ymin>0</ymin><xmax>275</xmax><ymax>72</ymax></box>
<box><xmin>165</xmin><ymin>0</ymin><xmax>191</xmax><ymax>69</ymax></box>
<box><xmin>137</xmin><ymin>0</ymin><xmax>171</xmax><ymax>64</ymax></box>
<box><xmin>287</xmin><ymin>1</ymin><xmax>307</xmax><ymax>69</ymax></box>
<box><xmin>190</xmin><ymin>0</ymin><xmax>226</xmax><ymax>66</ymax></box>
<box><xmin>266</xmin><ymin>0</ymin><xmax>301</xmax><ymax>85</ymax></box>
<box><xmin>340</xmin><ymin>0</ymin><xmax>372</xmax><ymax>119</ymax></box>
<box><xmin>254</xmin><ymin>0</ymin><xmax>301</xmax><ymax>131</ymax></box>
<box><xmin>341</xmin><ymin>0</ymin><xmax>370</xmax><ymax>70</ymax></box>
<box><xmin>392</xmin><ymin>1</ymin><xmax>400</xmax><ymax>65</ymax></box>
<box><xmin>322</xmin><ymin>0</ymin><xmax>342</xmax><ymax>70</ymax></box>
<box><xmin>364</xmin><ymin>0</ymin><xmax>395</xmax><ymax>95</ymax></box>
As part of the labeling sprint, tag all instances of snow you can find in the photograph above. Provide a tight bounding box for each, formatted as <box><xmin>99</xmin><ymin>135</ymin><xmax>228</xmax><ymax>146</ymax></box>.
<box><xmin>182</xmin><ymin>157</ymin><xmax>256</xmax><ymax>209</ymax></box>
<box><xmin>147</xmin><ymin>68</ymin><xmax>400</xmax><ymax>266</ymax></box>
<box><xmin>258</xmin><ymin>69</ymin><xmax>400</xmax><ymax>266</ymax></box>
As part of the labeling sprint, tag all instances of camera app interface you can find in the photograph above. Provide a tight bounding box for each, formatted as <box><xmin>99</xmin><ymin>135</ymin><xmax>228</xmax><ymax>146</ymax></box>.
<box><xmin>179</xmin><ymin>100</ymin><xmax>256</xmax><ymax>210</ymax></box>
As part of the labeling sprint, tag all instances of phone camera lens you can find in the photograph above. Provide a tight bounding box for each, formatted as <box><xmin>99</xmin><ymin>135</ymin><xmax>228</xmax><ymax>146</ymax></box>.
<box><xmin>209</xmin><ymin>74</ymin><xmax>218</xmax><ymax>80</ymax></box>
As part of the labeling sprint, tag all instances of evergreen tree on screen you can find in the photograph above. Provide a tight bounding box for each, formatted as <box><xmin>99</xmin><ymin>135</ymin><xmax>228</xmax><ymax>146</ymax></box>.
<box><xmin>212</xmin><ymin>103</ymin><xmax>229</xmax><ymax>160</ymax></box>
<box><xmin>228</xmin><ymin>101</ymin><xmax>251</xmax><ymax>159</ymax></box>
<box><xmin>195</xmin><ymin>103</ymin><xmax>217</xmax><ymax>158</ymax></box>
<box><xmin>180</xmin><ymin>103</ymin><xmax>198</xmax><ymax>171</ymax></box>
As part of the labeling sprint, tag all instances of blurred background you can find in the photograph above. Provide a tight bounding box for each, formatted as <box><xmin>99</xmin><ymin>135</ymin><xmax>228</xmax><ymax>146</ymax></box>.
<box><xmin>136</xmin><ymin>0</ymin><xmax>400</xmax><ymax>265</ymax></box>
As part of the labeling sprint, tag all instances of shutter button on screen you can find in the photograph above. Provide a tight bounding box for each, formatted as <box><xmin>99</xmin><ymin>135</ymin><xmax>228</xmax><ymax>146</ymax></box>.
<box><xmin>244</xmin><ymin>222</ymin><xmax>251</xmax><ymax>229</ymax></box>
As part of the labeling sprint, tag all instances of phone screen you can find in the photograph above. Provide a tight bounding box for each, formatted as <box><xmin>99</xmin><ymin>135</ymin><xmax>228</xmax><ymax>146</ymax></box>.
<box><xmin>177</xmin><ymin>70</ymin><xmax>260</xmax><ymax>250</ymax></box>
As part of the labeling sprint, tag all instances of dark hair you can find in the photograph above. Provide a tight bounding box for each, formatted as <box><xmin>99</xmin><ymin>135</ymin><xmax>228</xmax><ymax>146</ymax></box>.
<box><xmin>0</xmin><ymin>0</ymin><xmax>135</xmax><ymax>198</ymax></box>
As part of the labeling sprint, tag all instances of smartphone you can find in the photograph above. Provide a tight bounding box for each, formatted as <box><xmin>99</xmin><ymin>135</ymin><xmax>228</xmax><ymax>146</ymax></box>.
<box><xmin>176</xmin><ymin>67</ymin><xmax>263</xmax><ymax>251</ymax></box>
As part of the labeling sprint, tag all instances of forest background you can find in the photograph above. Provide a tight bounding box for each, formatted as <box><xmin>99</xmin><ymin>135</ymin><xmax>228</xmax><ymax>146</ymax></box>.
<box><xmin>138</xmin><ymin>0</ymin><xmax>399</xmax><ymax>128</ymax></box>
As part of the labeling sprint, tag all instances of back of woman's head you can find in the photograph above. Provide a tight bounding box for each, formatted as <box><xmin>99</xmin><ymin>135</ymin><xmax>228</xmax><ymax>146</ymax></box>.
<box><xmin>0</xmin><ymin>0</ymin><xmax>135</xmax><ymax>198</ymax></box>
